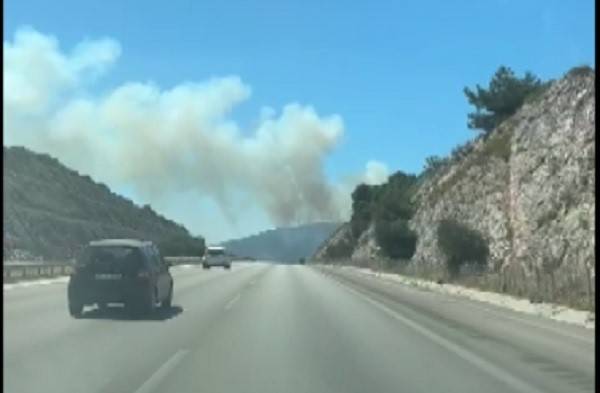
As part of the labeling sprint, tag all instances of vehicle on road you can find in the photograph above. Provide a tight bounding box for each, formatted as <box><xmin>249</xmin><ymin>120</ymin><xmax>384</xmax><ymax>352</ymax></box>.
<box><xmin>202</xmin><ymin>246</ymin><xmax>232</xmax><ymax>270</ymax></box>
<box><xmin>67</xmin><ymin>239</ymin><xmax>173</xmax><ymax>317</ymax></box>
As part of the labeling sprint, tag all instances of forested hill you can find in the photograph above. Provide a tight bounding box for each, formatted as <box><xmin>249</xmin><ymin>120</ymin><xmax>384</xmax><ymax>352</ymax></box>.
<box><xmin>3</xmin><ymin>146</ymin><xmax>205</xmax><ymax>260</ymax></box>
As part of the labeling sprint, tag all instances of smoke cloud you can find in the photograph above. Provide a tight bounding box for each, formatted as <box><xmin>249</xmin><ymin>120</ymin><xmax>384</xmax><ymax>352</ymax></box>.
<box><xmin>4</xmin><ymin>27</ymin><xmax>389</xmax><ymax>232</ymax></box>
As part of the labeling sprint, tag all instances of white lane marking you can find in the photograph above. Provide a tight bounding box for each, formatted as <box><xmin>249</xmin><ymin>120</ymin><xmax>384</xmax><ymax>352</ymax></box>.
<box><xmin>336</xmin><ymin>268</ymin><xmax>596</xmax><ymax>340</ymax></box>
<box><xmin>4</xmin><ymin>276</ymin><xmax>70</xmax><ymax>290</ymax></box>
<box><xmin>455</xmin><ymin>300</ymin><xmax>595</xmax><ymax>343</ymax></box>
<box><xmin>225</xmin><ymin>294</ymin><xmax>241</xmax><ymax>310</ymax></box>
<box><xmin>337</xmin><ymin>280</ymin><xmax>547</xmax><ymax>393</ymax></box>
<box><xmin>133</xmin><ymin>349</ymin><xmax>189</xmax><ymax>393</ymax></box>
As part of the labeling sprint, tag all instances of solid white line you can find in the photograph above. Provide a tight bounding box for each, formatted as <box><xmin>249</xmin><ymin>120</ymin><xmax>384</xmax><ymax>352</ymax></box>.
<box><xmin>225</xmin><ymin>294</ymin><xmax>241</xmax><ymax>310</ymax></box>
<box><xmin>337</xmin><ymin>280</ymin><xmax>547</xmax><ymax>393</ymax></box>
<box><xmin>133</xmin><ymin>349</ymin><xmax>189</xmax><ymax>393</ymax></box>
<box><xmin>455</xmin><ymin>300</ymin><xmax>595</xmax><ymax>343</ymax></box>
<box><xmin>340</xmin><ymin>268</ymin><xmax>596</xmax><ymax>339</ymax></box>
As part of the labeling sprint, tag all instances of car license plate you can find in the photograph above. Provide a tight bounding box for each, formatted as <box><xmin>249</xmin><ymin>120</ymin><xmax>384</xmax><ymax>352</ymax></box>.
<box><xmin>95</xmin><ymin>273</ymin><xmax>122</xmax><ymax>280</ymax></box>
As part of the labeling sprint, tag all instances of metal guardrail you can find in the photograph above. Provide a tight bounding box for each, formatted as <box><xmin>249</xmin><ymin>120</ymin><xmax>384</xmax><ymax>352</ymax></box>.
<box><xmin>3</xmin><ymin>256</ymin><xmax>203</xmax><ymax>282</ymax></box>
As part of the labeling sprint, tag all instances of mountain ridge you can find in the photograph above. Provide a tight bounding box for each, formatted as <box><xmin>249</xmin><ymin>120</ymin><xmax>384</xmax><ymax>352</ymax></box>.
<box><xmin>221</xmin><ymin>222</ymin><xmax>341</xmax><ymax>263</ymax></box>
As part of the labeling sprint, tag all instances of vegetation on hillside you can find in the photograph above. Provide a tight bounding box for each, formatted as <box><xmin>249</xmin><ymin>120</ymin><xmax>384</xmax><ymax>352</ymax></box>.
<box><xmin>464</xmin><ymin>66</ymin><xmax>550</xmax><ymax>132</ymax></box>
<box><xmin>3</xmin><ymin>146</ymin><xmax>205</xmax><ymax>259</ymax></box>
<box><xmin>222</xmin><ymin>222</ymin><xmax>341</xmax><ymax>263</ymax></box>
<box><xmin>350</xmin><ymin>171</ymin><xmax>419</xmax><ymax>259</ymax></box>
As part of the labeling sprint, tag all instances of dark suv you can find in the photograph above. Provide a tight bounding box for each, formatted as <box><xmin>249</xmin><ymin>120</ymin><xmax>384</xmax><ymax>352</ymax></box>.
<box><xmin>67</xmin><ymin>239</ymin><xmax>173</xmax><ymax>317</ymax></box>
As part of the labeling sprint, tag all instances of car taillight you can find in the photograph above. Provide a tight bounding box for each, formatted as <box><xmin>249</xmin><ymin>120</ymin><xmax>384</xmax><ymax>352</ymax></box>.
<box><xmin>137</xmin><ymin>271</ymin><xmax>150</xmax><ymax>279</ymax></box>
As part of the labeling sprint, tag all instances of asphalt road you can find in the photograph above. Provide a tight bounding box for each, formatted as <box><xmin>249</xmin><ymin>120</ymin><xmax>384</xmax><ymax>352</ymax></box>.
<box><xmin>3</xmin><ymin>262</ymin><xmax>595</xmax><ymax>393</ymax></box>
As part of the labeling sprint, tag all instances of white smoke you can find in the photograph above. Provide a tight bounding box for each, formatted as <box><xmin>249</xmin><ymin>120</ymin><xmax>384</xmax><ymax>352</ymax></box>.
<box><xmin>4</xmin><ymin>27</ymin><xmax>388</xmax><ymax>232</ymax></box>
<box><xmin>363</xmin><ymin>160</ymin><xmax>390</xmax><ymax>185</ymax></box>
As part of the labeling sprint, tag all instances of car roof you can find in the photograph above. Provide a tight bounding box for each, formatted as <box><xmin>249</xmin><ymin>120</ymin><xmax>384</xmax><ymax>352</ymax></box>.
<box><xmin>88</xmin><ymin>239</ymin><xmax>152</xmax><ymax>248</ymax></box>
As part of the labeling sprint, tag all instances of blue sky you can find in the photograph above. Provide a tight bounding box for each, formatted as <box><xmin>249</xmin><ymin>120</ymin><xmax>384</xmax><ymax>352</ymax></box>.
<box><xmin>4</xmin><ymin>0</ymin><xmax>595</xmax><ymax>242</ymax></box>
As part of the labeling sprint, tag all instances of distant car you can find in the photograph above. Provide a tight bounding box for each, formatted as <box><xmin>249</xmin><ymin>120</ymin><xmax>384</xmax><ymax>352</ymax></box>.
<box><xmin>67</xmin><ymin>239</ymin><xmax>173</xmax><ymax>317</ymax></box>
<box><xmin>202</xmin><ymin>246</ymin><xmax>232</xmax><ymax>270</ymax></box>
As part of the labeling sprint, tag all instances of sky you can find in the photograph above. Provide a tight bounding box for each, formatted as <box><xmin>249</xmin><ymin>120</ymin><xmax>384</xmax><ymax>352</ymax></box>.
<box><xmin>3</xmin><ymin>0</ymin><xmax>595</xmax><ymax>243</ymax></box>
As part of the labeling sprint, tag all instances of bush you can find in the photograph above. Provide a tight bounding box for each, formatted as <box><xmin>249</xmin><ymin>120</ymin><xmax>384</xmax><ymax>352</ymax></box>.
<box><xmin>375</xmin><ymin>218</ymin><xmax>417</xmax><ymax>259</ymax></box>
<box><xmin>348</xmin><ymin>171</ymin><xmax>420</xmax><ymax>259</ymax></box>
<box><xmin>423</xmin><ymin>155</ymin><xmax>448</xmax><ymax>175</ymax></box>
<box><xmin>350</xmin><ymin>184</ymin><xmax>375</xmax><ymax>239</ymax></box>
<box><xmin>481</xmin><ymin>128</ymin><xmax>513</xmax><ymax>162</ymax></box>
<box><xmin>437</xmin><ymin>219</ymin><xmax>489</xmax><ymax>277</ymax></box>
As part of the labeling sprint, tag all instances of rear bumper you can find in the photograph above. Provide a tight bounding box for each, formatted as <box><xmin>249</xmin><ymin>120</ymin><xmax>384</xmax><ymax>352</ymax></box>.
<box><xmin>203</xmin><ymin>262</ymin><xmax>231</xmax><ymax>267</ymax></box>
<box><xmin>68</xmin><ymin>277</ymin><xmax>151</xmax><ymax>305</ymax></box>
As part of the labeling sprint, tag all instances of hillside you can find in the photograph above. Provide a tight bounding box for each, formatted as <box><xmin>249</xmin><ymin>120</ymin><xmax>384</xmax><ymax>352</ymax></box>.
<box><xmin>314</xmin><ymin>67</ymin><xmax>595</xmax><ymax>309</ymax></box>
<box><xmin>221</xmin><ymin>222</ymin><xmax>341</xmax><ymax>263</ymax></box>
<box><xmin>3</xmin><ymin>146</ymin><xmax>205</xmax><ymax>260</ymax></box>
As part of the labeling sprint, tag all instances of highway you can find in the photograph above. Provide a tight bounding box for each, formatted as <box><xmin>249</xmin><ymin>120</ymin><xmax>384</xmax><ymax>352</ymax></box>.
<box><xmin>3</xmin><ymin>262</ymin><xmax>595</xmax><ymax>393</ymax></box>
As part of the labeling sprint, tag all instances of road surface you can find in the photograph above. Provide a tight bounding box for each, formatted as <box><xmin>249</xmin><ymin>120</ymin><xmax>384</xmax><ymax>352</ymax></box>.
<box><xmin>4</xmin><ymin>262</ymin><xmax>595</xmax><ymax>393</ymax></box>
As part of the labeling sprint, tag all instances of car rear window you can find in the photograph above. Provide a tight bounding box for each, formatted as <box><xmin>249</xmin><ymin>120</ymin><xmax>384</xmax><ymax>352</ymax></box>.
<box><xmin>207</xmin><ymin>248</ymin><xmax>225</xmax><ymax>256</ymax></box>
<box><xmin>79</xmin><ymin>246</ymin><xmax>144</xmax><ymax>274</ymax></box>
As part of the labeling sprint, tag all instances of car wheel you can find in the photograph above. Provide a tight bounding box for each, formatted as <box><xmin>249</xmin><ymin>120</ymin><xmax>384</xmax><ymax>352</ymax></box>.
<box><xmin>146</xmin><ymin>288</ymin><xmax>157</xmax><ymax>314</ymax></box>
<box><xmin>161</xmin><ymin>284</ymin><xmax>173</xmax><ymax>309</ymax></box>
<box><xmin>69</xmin><ymin>301</ymin><xmax>84</xmax><ymax>318</ymax></box>
<box><xmin>203</xmin><ymin>264</ymin><xmax>209</xmax><ymax>269</ymax></box>
<box><xmin>224</xmin><ymin>264</ymin><xmax>231</xmax><ymax>270</ymax></box>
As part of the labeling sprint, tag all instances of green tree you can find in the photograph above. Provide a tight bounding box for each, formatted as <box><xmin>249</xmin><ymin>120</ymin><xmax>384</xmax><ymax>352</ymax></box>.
<box><xmin>372</xmin><ymin>171</ymin><xmax>419</xmax><ymax>258</ymax></box>
<box><xmin>464</xmin><ymin>66</ymin><xmax>546</xmax><ymax>132</ymax></box>
<box><xmin>350</xmin><ymin>183</ymin><xmax>375</xmax><ymax>239</ymax></box>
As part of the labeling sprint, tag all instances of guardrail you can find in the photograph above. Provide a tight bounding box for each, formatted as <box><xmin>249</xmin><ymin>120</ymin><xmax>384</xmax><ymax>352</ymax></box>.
<box><xmin>3</xmin><ymin>256</ymin><xmax>203</xmax><ymax>283</ymax></box>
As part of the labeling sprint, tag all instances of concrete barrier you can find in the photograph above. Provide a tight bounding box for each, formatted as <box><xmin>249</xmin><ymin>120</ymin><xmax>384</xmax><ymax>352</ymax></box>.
<box><xmin>3</xmin><ymin>256</ymin><xmax>202</xmax><ymax>283</ymax></box>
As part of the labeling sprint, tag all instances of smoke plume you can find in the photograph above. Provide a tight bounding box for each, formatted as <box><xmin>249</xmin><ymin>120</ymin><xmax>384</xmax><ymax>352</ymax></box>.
<box><xmin>4</xmin><ymin>27</ymin><xmax>389</xmax><ymax>230</ymax></box>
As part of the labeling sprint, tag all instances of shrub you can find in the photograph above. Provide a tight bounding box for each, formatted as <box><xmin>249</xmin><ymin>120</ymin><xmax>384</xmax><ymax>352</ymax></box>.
<box><xmin>437</xmin><ymin>219</ymin><xmax>489</xmax><ymax>277</ymax></box>
<box><xmin>350</xmin><ymin>184</ymin><xmax>375</xmax><ymax>239</ymax></box>
<box><xmin>375</xmin><ymin>218</ymin><xmax>417</xmax><ymax>259</ymax></box>
<box><xmin>423</xmin><ymin>155</ymin><xmax>448</xmax><ymax>176</ymax></box>
<box><xmin>481</xmin><ymin>128</ymin><xmax>513</xmax><ymax>162</ymax></box>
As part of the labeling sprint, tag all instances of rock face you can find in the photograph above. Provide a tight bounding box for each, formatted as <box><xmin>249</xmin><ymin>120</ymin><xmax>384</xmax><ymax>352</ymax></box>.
<box><xmin>312</xmin><ymin>223</ymin><xmax>354</xmax><ymax>261</ymax></box>
<box><xmin>314</xmin><ymin>68</ymin><xmax>595</xmax><ymax>307</ymax></box>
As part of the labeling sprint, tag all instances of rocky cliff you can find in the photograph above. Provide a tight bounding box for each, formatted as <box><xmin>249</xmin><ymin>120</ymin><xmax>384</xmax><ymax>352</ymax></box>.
<box><xmin>314</xmin><ymin>67</ymin><xmax>595</xmax><ymax>308</ymax></box>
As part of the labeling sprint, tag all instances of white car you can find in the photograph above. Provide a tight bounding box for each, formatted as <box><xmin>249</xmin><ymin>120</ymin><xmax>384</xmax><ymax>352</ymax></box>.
<box><xmin>202</xmin><ymin>246</ymin><xmax>232</xmax><ymax>270</ymax></box>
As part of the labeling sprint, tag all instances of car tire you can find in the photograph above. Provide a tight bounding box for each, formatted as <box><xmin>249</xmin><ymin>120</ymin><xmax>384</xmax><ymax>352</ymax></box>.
<box><xmin>146</xmin><ymin>288</ymin><xmax>157</xmax><ymax>314</ymax></box>
<box><xmin>69</xmin><ymin>301</ymin><xmax>83</xmax><ymax>318</ymax></box>
<box><xmin>224</xmin><ymin>264</ymin><xmax>231</xmax><ymax>270</ymax></box>
<box><xmin>203</xmin><ymin>264</ymin><xmax>209</xmax><ymax>269</ymax></box>
<box><xmin>161</xmin><ymin>284</ymin><xmax>173</xmax><ymax>309</ymax></box>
